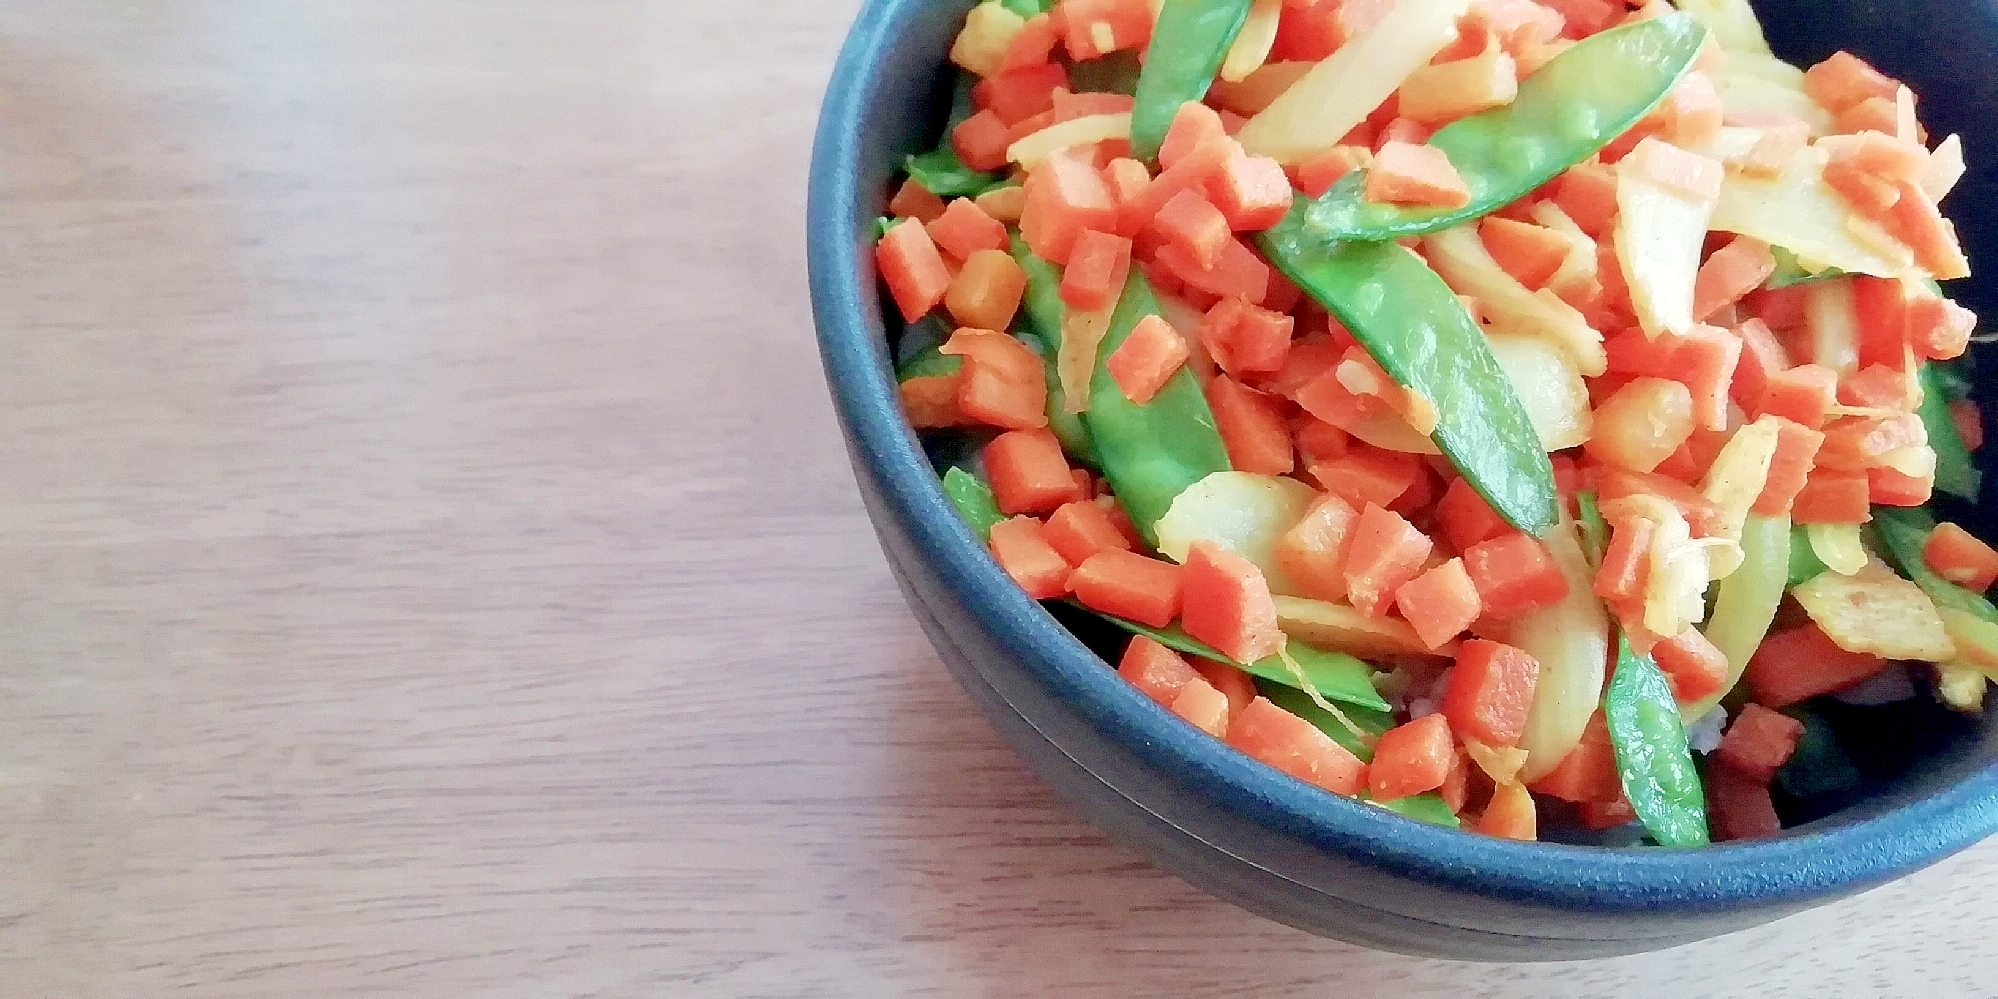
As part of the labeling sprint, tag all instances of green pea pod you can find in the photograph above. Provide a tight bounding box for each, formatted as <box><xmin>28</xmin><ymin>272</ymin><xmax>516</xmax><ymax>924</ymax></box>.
<box><xmin>1605</xmin><ymin>633</ymin><xmax>1710</xmax><ymax>847</ymax></box>
<box><xmin>1084</xmin><ymin>269</ymin><xmax>1234</xmax><ymax>543</ymax></box>
<box><xmin>1300</xmin><ymin>15</ymin><xmax>1707</xmax><ymax>241</ymax></box>
<box><xmin>874</xmin><ymin>216</ymin><xmax>896</xmax><ymax>241</ymax></box>
<box><xmin>1786</xmin><ymin>522</ymin><xmax>1830</xmax><ymax>589</ymax></box>
<box><xmin>942</xmin><ymin>466</ymin><xmax>1006</xmax><ymax>541</ymax></box>
<box><xmin>1098</xmin><ymin>614</ymin><xmax>1391</xmax><ymax>711</ymax></box>
<box><xmin>1776</xmin><ymin>706</ymin><xmax>1865</xmax><ymax>799</ymax></box>
<box><xmin>999</xmin><ymin>0</ymin><xmax>1055</xmax><ymax>16</ymax></box>
<box><xmin>1577</xmin><ymin>490</ymin><xmax>1609</xmax><ymax>565</ymax></box>
<box><xmin>1873</xmin><ymin>507</ymin><xmax>1998</xmax><ymax>621</ymax></box>
<box><xmin>1011</xmin><ymin>236</ymin><xmax>1101</xmax><ymax>466</ymax></box>
<box><xmin>1258</xmin><ymin>678</ymin><xmax>1394</xmax><ymax>760</ymax></box>
<box><xmin>1764</xmin><ymin>246</ymin><xmax>1847</xmax><ymax>289</ymax></box>
<box><xmin>1259</xmin><ymin>209</ymin><xmax>1558</xmax><ymax>532</ymax></box>
<box><xmin>905</xmin><ymin>74</ymin><xmax>999</xmax><ymax>196</ymax></box>
<box><xmin>1919</xmin><ymin>364</ymin><xmax>1982</xmax><ymax>501</ymax></box>
<box><xmin>1128</xmin><ymin>0</ymin><xmax>1255</xmax><ymax>161</ymax></box>
<box><xmin>1364</xmin><ymin>791</ymin><xmax>1462</xmax><ymax>829</ymax></box>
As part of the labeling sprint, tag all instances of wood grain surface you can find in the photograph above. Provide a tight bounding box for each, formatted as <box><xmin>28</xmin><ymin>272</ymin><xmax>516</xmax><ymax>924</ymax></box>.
<box><xmin>1</xmin><ymin>2</ymin><xmax>1993</xmax><ymax>996</ymax></box>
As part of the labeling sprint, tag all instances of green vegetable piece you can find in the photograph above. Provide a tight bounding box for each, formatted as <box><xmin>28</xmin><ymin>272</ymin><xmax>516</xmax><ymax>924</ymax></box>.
<box><xmin>895</xmin><ymin>314</ymin><xmax>959</xmax><ymax>378</ymax></box>
<box><xmin>1257</xmin><ymin>678</ymin><xmax>1394</xmax><ymax>760</ymax></box>
<box><xmin>1083</xmin><ymin>269</ymin><xmax>1234</xmax><ymax>543</ymax></box>
<box><xmin>1776</xmin><ymin>707</ymin><xmax>1864</xmax><ymax>799</ymax></box>
<box><xmin>1300</xmin><ymin>15</ymin><xmax>1707</xmax><ymax>241</ymax></box>
<box><xmin>1919</xmin><ymin>364</ymin><xmax>1982</xmax><ymax>502</ymax></box>
<box><xmin>1011</xmin><ymin>236</ymin><xmax>1100</xmax><ymax>466</ymax></box>
<box><xmin>942</xmin><ymin>467</ymin><xmax>1006</xmax><ymax>542</ymax></box>
<box><xmin>1605</xmin><ymin>633</ymin><xmax>1710</xmax><ymax>847</ymax></box>
<box><xmin>904</xmin><ymin>74</ymin><xmax>999</xmax><ymax>196</ymax></box>
<box><xmin>1931</xmin><ymin>358</ymin><xmax>1974</xmax><ymax>402</ymax></box>
<box><xmin>1697</xmin><ymin>513</ymin><xmax>1791</xmax><ymax>719</ymax></box>
<box><xmin>874</xmin><ymin>216</ymin><xmax>897</xmax><ymax>241</ymax></box>
<box><xmin>1786</xmin><ymin>523</ymin><xmax>1830</xmax><ymax>589</ymax></box>
<box><xmin>1128</xmin><ymin>0</ymin><xmax>1255</xmax><ymax>161</ymax></box>
<box><xmin>1364</xmin><ymin>791</ymin><xmax>1462</xmax><ymax>829</ymax></box>
<box><xmin>1098</xmin><ymin>613</ymin><xmax>1391</xmax><ymax>711</ymax></box>
<box><xmin>1873</xmin><ymin>507</ymin><xmax>1998</xmax><ymax>622</ymax></box>
<box><xmin>1259</xmin><ymin>211</ymin><xmax>1557</xmax><ymax>531</ymax></box>
<box><xmin>999</xmin><ymin>0</ymin><xmax>1055</xmax><ymax>16</ymax></box>
<box><xmin>1764</xmin><ymin>246</ymin><xmax>1847</xmax><ymax>289</ymax></box>
<box><xmin>1577</xmin><ymin>490</ymin><xmax>1609</xmax><ymax>565</ymax></box>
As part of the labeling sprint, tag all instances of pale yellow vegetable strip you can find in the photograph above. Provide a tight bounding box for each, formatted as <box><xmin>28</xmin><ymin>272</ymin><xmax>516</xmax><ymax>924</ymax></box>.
<box><xmin>1673</xmin><ymin>0</ymin><xmax>1772</xmax><ymax>53</ymax></box>
<box><xmin>1711</xmin><ymin>146</ymin><xmax>1916</xmax><ymax>278</ymax></box>
<box><xmin>1806</xmin><ymin>523</ymin><xmax>1867</xmax><ymax>577</ymax></box>
<box><xmin>1058</xmin><ymin>304</ymin><xmax>1115</xmax><ymax>414</ymax></box>
<box><xmin>1699</xmin><ymin>416</ymin><xmax>1780</xmax><ymax>579</ymax></box>
<box><xmin>1924</xmin><ymin>135</ymin><xmax>1966</xmax><ymax>201</ymax></box>
<box><xmin>1008</xmin><ymin>113</ymin><xmax>1134</xmax><ymax>169</ymax></box>
<box><xmin>1423</xmin><ymin>225</ymin><xmax>1608</xmax><ymax>376</ymax></box>
<box><xmin>1804</xmin><ymin>278</ymin><xmax>1861</xmax><ymax>373</ymax></box>
<box><xmin>1690</xmin><ymin>513</ymin><xmax>1791</xmax><ymax>721</ymax></box>
<box><xmin>1614</xmin><ymin>155</ymin><xmax>1717</xmax><ymax>339</ymax></box>
<box><xmin>1510</xmin><ymin>521</ymin><xmax>1612</xmax><ymax>783</ymax></box>
<box><xmin>1220</xmin><ymin>0</ymin><xmax>1282</xmax><ymax>82</ymax></box>
<box><xmin>1237</xmin><ymin>0</ymin><xmax>1473</xmax><ymax>165</ymax></box>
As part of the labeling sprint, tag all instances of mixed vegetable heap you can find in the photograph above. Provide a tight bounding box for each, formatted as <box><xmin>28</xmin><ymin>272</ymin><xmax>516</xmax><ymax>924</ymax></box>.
<box><xmin>876</xmin><ymin>0</ymin><xmax>1988</xmax><ymax>845</ymax></box>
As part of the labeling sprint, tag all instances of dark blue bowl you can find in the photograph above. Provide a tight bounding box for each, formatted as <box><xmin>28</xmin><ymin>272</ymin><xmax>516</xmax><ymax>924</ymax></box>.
<box><xmin>807</xmin><ymin>0</ymin><xmax>1998</xmax><ymax>959</ymax></box>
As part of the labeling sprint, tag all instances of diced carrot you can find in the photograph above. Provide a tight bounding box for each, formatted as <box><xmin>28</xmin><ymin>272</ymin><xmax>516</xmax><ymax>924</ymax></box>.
<box><xmin>1020</xmin><ymin>149</ymin><xmax>1120</xmax><ymax>265</ymax></box>
<box><xmin>1211</xmin><ymin>148</ymin><xmax>1293</xmax><ymax>232</ymax></box>
<box><xmin>1596</xmin><ymin>466</ymin><xmax>1728</xmax><ymax>536</ymax></box>
<box><xmin>1926</xmin><ymin>523</ymin><xmax>1998</xmax><ymax>592</ymax></box>
<box><xmin>1551</xmin><ymin>452</ymin><xmax>1583</xmax><ymax>506</ymax></box>
<box><xmin>1463</xmin><ymin>532</ymin><xmax>1569</xmax><ymax>619</ymax></box>
<box><xmin>1390</xmin><ymin>462</ymin><xmax>1442</xmax><ymax>519</ymax></box>
<box><xmin>1839</xmin><ymin>363</ymin><xmax>1918</xmax><ymax>410</ymax></box>
<box><xmin>1730</xmin><ymin>318</ymin><xmax>1790</xmax><ymax>411</ymax></box>
<box><xmin>1740</xmin><ymin>117</ymin><xmax>1811</xmax><ymax>177</ymax></box>
<box><xmin>1193</xmin><ymin>660</ymin><xmax>1257</xmax><ymax>718</ymax></box>
<box><xmin>1181</xmin><ymin>540</ymin><xmax>1286</xmax><ymax>663</ymax></box>
<box><xmin>945</xmin><ymin>248</ymin><xmax>1029</xmax><ymax>331</ymax></box>
<box><xmin>1832</xmin><ymin>95</ymin><xmax>1899</xmax><ymax>137</ymax></box>
<box><xmin>1818</xmin><ymin>412</ymin><xmax>1925</xmax><ymax>472</ymax></box>
<box><xmin>1708</xmin><ymin>764</ymin><xmax>1782</xmax><ymax>842</ymax></box>
<box><xmin>1365</xmin><ymin>142</ymin><xmax>1471</xmax><ymax>208</ymax></box>
<box><xmin>1119</xmin><ymin>634</ymin><xmax>1201</xmax><ymax>704</ymax></box>
<box><xmin>941</xmin><ymin>327</ymin><xmax>1050</xmax><ymax>430</ymax></box>
<box><xmin>889</xmin><ymin>178</ymin><xmax>949</xmax><ymax>223</ymax></box>
<box><xmin>1757</xmin><ymin>363</ymin><xmax>1840</xmax><ymax>429</ymax></box>
<box><xmin>1171</xmin><ymin>676</ymin><xmax>1232</xmax><ymax>736</ymax></box>
<box><xmin>1399</xmin><ymin>49</ymin><xmax>1520</xmax><ymax>126</ymax></box>
<box><xmin>1439</xmin><ymin>748</ymin><xmax>1472</xmax><ymax>814</ymax></box>
<box><xmin>1478</xmin><ymin>216</ymin><xmax>1570</xmax><ymax>292</ymax></box>
<box><xmin>1578</xmin><ymin>798</ymin><xmax>1638</xmax><ymax>830</ymax></box>
<box><xmin>996</xmin><ymin>11</ymin><xmax>1059</xmax><ymax>72</ymax></box>
<box><xmin>1373</xmin><ymin>116</ymin><xmax>1435</xmax><ymax>150</ymax></box>
<box><xmin>1268</xmin><ymin>496</ymin><xmax>1358</xmax><ymax>613</ymax></box>
<box><xmin>1122</xmin><ymin>132</ymin><xmax>1236</xmax><ymax>237</ymax></box>
<box><xmin>1291</xmin><ymin>145</ymin><xmax>1369</xmax><ymax>198</ymax></box>
<box><xmin>1263</xmin><ymin>269</ymin><xmax>1303</xmax><ymax>319</ymax></box>
<box><xmin>1200</xmin><ymin>295</ymin><xmax>1294</xmax><ymax>376</ymax></box>
<box><xmin>952</xmin><ymin>109</ymin><xmax>1016</xmax><ymax>173</ymax></box>
<box><xmin>976</xmin><ymin>62</ymin><xmax>1070</xmax><ymax>125</ymax></box>
<box><xmin>984</xmin><ymin>428</ymin><xmax>1082</xmax><ymax>515</ymax></box>
<box><xmin>1044</xmin><ymin>499</ymin><xmax>1135</xmax><ymax>567</ymax></box>
<box><xmin>1396</xmin><ymin>558</ymin><xmax>1483</xmax><ymax>651</ymax></box>
<box><xmin>1266</xmin><ymin>337</ymin><xmax>1345</xmax><ymax>401</ymax></box>
<box><xmin>1443</xmin><ymin>639</ymin><xmax>1541</xmax><ymax>746</ymax></box>
<box><xmin>1370</xmin><ymin>714</ymin><xmax>1455</xmax><ymax>802</ymax></box>
<box><xmin>1822</xmin><ymin>157</ymin><xmax>1902</xmax><ymax>216</ymax></box>
<box><xmin>1714</xmin><ymin>703</ymin><xmax>1806</xmax><ymax>783</ymax></box>
<box><xmin>1148</xmin><ymin>188</ymin><xmax>1231</xmax><ymax>270</ymax></box>
<box><xmin>976</xmin><ymin>184</ymin><xmax>1028</xmax><ymax>223</ymax></box>
<box><xmin>1790</xmin><ymin>468</ymin><xmax>1871</xmax><ymax>524</ymax></box>
<box><xmin>1070</xmin><ymin>549</ymin><xmax>1186</xmax><ymax>627</ymax></box>
<box><xmin>1541</xmin><ymin>0</ymin><xmax>1619</xmax><ymax>38</ymax></box>
<box><xmin>1293</xmin><ymin>414</ymin><xmax>1351</xmax><ymax>469</ymax></box>
<box><xmin>1475</xmin><ymin>779</ymin><xmax>1538</xmax><ymax>840</ymax></box>
<box><xmin>1624</xmin><ymin>136</ymin><xmax>1722</xmax><ymax>201</ymax></box>
<box><xmin>1051</xmin><ymin>89</ymin><xmax>1138</xmax><ymax>123</ymax></box>
<box><xmin>988</xmin><ymin>516</ymin><xmax>1073</xmax><ymax>599</ymax></box>
<box><xmin>1748</xmin><ymin>417</ymin><xmax>1825</xmax><ymax>516</ymax></box>
<box><xmin>1827</xmin><ymin>129</ymin><xmax>1929</xmax><ymax>182</ymax></box>
<box><xmin>1155</xmin><ymin>236</ymin><xmax>1272</xmax><ymax>304</ymax></box>
<box><xmin>1585</xmin><ymin>377</ymin><xmax>1695</xmax><ymax>474</ymax></box>
<box><xmin>876</xmin><ymin>218</ymin><xmax>954</xmax><ymax>322</ymax></box>
<box><xmin>1529</xmin><ymin>711</ymin><xmax>1622</xmax><ymax>803</ymax></box>
<box><xmin>1552</xmin><ymin>161</ymin><xmax>1619</xmax><ymax>238</ymax></box>
<box><xmin>1602</xmin><ymin>323</ymin><xmax>1742</xmax><ymax>431</ymax></box>
<box><xmin>1657</xmin><ymin>71</ymin><xmax>1723</xmax><ymax>148</ymax></box>
<box><xmin>1106</xmin><ymin>314</ymin><xmax>1190</xmax><ymax>405</ymax></box>
<box><xmin>1206</xmin><ymin>375</ymin><xmax>1295</xmax><ymax>475</ymax></box>
<box><xmin>1271</xmin><ymin>0</ymin><xmax>1342</xmax><ymax>61</ymax></box>
<box><xmin>1745</xmin><ymin>284</ymin><xmax>1810</xmax><ymax>332</ymax></box>
<box><xmin>1652</xmin><ymin>627</ymin><xmax>1729</xmax><ymax>703</ymax></box>
<box><xmin>1594</xmin><ymin>515</ymin><xmax>1655</xmax><ymax>604</ymax></box>
<box><xmin>1692</xmin><ymin>237</ymin><xmax>1777</xmax><ymax>323</ymax></box>
<box><xmin>1435</xmin><ymin>476</ymin><xmax>1510</xmax><ymax>555</ymax></box>
<box><xmin>1157</xmin><ymin>101</ymin><xmax>1227</xmax><ymax>172</ymax></box>
<box><xmin>1312</xmin><ymin>447</ymin><xmax>1424</xmax><ymax>513</ymax></box>
<box><xmin>1870</xmin><ymin>464</ymin><xmax>1933</xmax><ymax>507</ymax></box>
<box><xmin>1906</xmin><ymin>294</ymin><xmax>1976</xmax><ymax>362</ymax></box>
<box><xmin>1058</xmin><ymin>229</ymin><xmax>1134</xmax><ymax>312</ymax></box>
<box><xmin>1746</xmin><ymin>622</ymin><xmax>1889</xmax><ymax>707</ymax></box>
<box><xmin>1886</xmin><ymin>180</ymin><xmax>1971</xmax><ymax>280</ymax></box>
<box><xmin>1061</xmin><ymin>0</ymin><xmax>1155</xmax><ymax>60</ymax></box>
<box><xmin>899</xmin><ymin>374</ymin><xmax>971</xmax><ymax>429</ymax></box>
<box><xmin>1952</xmin><ymin>399</ymin><xmax>1985</xmax><ymax>452</ymax></box>
<box><xmin>1226</xmin><ymin>695</ymin><xmax>1368</xmax><ymax>795</ymax></box>
<box><xmin>1804</xmin><ymin>51</ymin><xmax>1901</xmax><ymax>115</ymax></box>
<box><xmin>1342</xmin><ymin>503</ymin><xmax>1435</xmax><ymax>619</ymax></box>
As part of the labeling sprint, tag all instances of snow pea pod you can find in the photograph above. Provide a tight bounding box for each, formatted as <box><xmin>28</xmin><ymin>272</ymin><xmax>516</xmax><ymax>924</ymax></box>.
<box><xmin>1301</xmin><ymin>15</ymin><xmax>1707</xmax><ymax>241</ymax></box>
<box><xmin>1009</xmin><ymin>236</ymin><xmax>1100</xmax><ymax>465</ymax></box>
<box><xmin>942</xmin><ymin>466</ymin><xmax>1006</xmax><ymax>541</ymax></box>
<box><xmin>1084</xmin><ymin>269</ymin><xmax>1234</xmax><ymax>543</ymax></box>
<box><xmin>1873</xmin><ymin>507</ymin><xmax>1998</xmax><ymax>621</ymax></box>
<box><xmin>1258</xmin><ymin>206</ymin><xmax>1558</xmax><ymax>532</ymax></box>
<box><xmin>1786</xmin><ymin>522</ymin><xmax>1829</xmax><ymax>588</ymax></box>
<box><xmin>905</xmin><ymin>74</ymin><xmax>999</xmax><ymax>196</ymax></box>
<box><xmin>1259</xmin><ymin>678</ymin><xmax>1394</xmax><ymax>758</ymax></box>
<box><xmin>999</xmin><ymin>0</ymin><xmax>1054</xmax><ymax>16</ymax></box>
<box><xmin>1606</xmin><ymin>632</ymin><xmax>1710</xmax><ymax>847</ymax></box>
<box><xmin>1919</xmin><ymin>364</ymin><xmax>1981</xmax><ymax>501</ymax></box>
<box><xmin>1129</xmin><ymin>0</ymin><xmax>1255</xmax><ymax>162</ymax></box>
<box><xmin>1364</xmin><ymin>791</ymin><xmax>1462</xmax><ymax>828</ymax></box>
<box><xmin>1577</xmin><ymin>490</ymin><xmax>1609</xmax><ymax>564</ymax></box>
<box><xmin>1101</xmin><ymin>615</ymin><xmax>1391</xmax><ymax>711</ymax></box>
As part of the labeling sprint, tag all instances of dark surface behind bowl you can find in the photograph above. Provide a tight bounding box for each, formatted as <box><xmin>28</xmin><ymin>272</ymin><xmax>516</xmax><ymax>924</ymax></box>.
<box><xmin>808</xmin><ymin>0</ymin><xmax>1998</xmax><ymax>960</ymax></box>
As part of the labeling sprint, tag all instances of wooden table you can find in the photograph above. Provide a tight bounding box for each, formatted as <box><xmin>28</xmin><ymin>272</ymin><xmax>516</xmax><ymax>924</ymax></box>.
<box><xmin>2</xmin><ymin>2</ymin><xmax>1993</xmax><ymax>995</ymax></box>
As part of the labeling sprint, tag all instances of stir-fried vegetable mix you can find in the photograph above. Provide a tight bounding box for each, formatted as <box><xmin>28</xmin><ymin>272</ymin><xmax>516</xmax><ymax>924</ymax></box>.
<box><xmin>880</xmin><ymin>0</ymin><xmax>1986</xmax><ymax>845</ymax></box>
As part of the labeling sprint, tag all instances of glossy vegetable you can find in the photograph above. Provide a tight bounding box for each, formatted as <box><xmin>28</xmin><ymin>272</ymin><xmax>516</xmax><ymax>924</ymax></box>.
<box><xmin>1096</xmin><ymin>614</ymin><xmax>1390</xmax><ymax>711</ymax></box>
<box><xmin>1786</xmin><ymin>522</ymin><xmax>1829</xmax><ymax>587</ymax></box>
<box><xmin>906</xmin><ymin>74</ymin><xmax>1001</xmax><ymax>196</ymax></box>
<box><xmin>1154</xmin><ymin>471</ymin><xmax>1315</xmax><ymax>593</ymax></box>
<box><xmin>1084</xmin><ymin>269</ymin><xmax>1234</xmax><ymax>542</ymax></box>
<box><xmin>1011</xmin><ymin>238</ymin><xmax>1101</xmax><ymax>463</ymax></box>
<box><xmin>1764</xmin><ymin>245</ymin><xmax>1845</xmax><ymax>289</ymax></box>
<box><xmin>943</xmin><ymin>466</ymin><xmax>1006</xmax><ymax>541</ymax></box>
<box><xmin>1605</xmin><ymin>633</ymin><xmax>1710</xmax><ymax>847</ymax></box>
<box><xmin>1128</xmin><ymin>0</ymin><xmax>1255</xmax><ymax>162</ymax></box>
<box><xmin>1259</xmin><ymin>207</ymin><xmax>1558</xmax><ymax>532</ymax></box>
<box><xmin>1258</xmin><ymin>678</ymin><xmax>1394</xmax><ymax>760</ymax></box>
<box><xmin>1919</xmin><ymin>364</ymin><xmax>1982</xmax><ymax>501</ymax></box>
<box><xmin>1302</xmin><ymin>16</ymin><xmax>1708</xmax><ymax>240</ymax></box>
<box><xmin>1693</xmin><ymin>513</ymin><xmax>1792</xmax><ymax>720</ymax></box>
<box><xmin>1367</xmin><ymin>792</ymin><xmax>1462</xmax><ymax>829</ymax></box>
<box><xmin>1875</xmin><ymin>508</ymin><xmax>1998</xmax><ymax>622</ymax></box>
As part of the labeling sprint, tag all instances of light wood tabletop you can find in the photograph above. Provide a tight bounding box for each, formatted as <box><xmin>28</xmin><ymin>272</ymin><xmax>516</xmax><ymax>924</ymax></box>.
<box><xmin>2</xmin><ymin>2</ymin><xmax>1994</xmax><ymax>996</ymax></box>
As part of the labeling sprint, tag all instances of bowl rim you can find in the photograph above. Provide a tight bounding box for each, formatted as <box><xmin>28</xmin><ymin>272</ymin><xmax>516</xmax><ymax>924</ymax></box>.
<box><xmin>805</xmin><ymin>0</ymin><xmax>1998</xmax><ymax>917</ymax></box>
